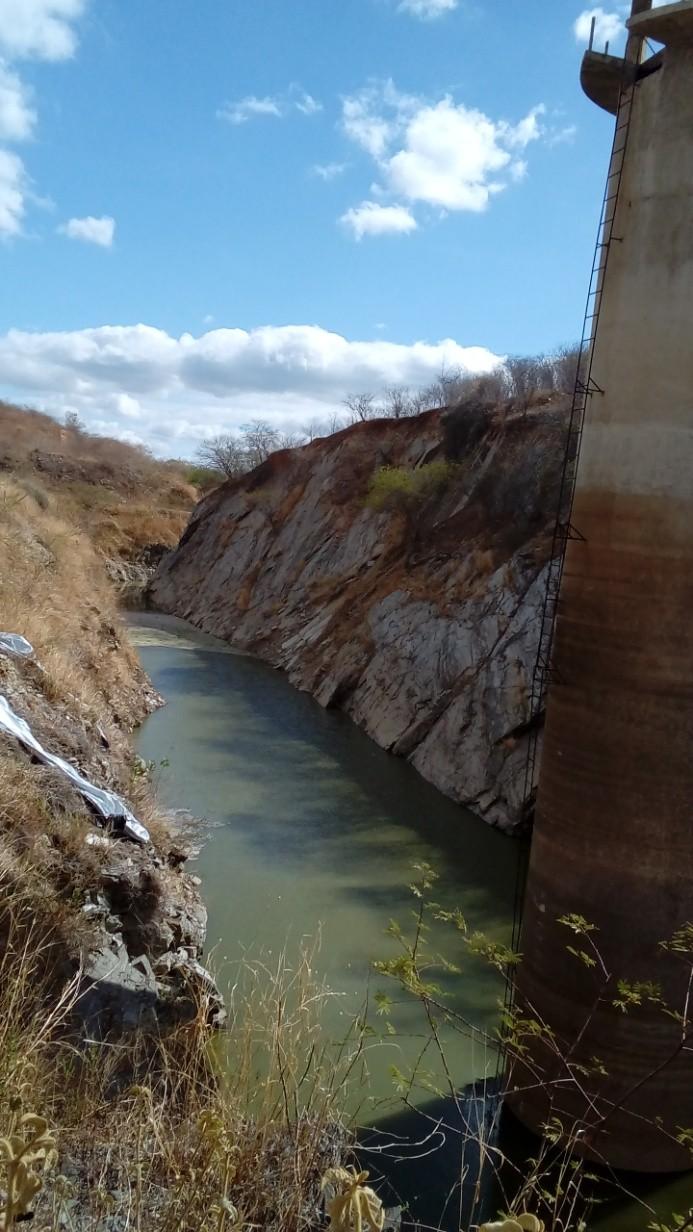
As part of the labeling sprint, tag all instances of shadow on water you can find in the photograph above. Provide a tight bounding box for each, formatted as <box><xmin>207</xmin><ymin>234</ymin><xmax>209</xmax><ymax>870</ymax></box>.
<box><xmin>356</xmin><ymin>1082</ymin><xmax>507</xmax><ymax>1232</ymax></box>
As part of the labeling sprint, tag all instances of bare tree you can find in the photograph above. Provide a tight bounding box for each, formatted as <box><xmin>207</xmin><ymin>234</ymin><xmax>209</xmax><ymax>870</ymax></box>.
<box><xmin>327</xmin><ymin>410</ymin><xmax>346</xmax><ymax>434</ymax></box>
<box><xmin>554</xmin><ymin>343</ymin><xmax>583</xmax><ymax>394</ymax></box>
<box><xmin>474</xmin><ymin>369</ymin><xmax>510</xmax><ymax>402</ymax></box>
<box><xmin>505</xmin><ymin>354</ymin><xmax>544</xmax><ymax>409</ymax></box>
<box><xmin>383</xmin><ymin>386</ymin><xmax>415</xmax><ymax>418</ymax></box>
<box><xmin>406</xmin><ymin>389</ymin><xmax>431</xmax><ymax>415</ymax></box>
<box><xmin>419</xmin><ymin>365</ymin><xmax>474</xmax><ymax>410</ymax></box>
<box><xmin>239</xmin><ymin>419</ymin><xmax>280</xmax><ymax>467</ymax></box>
<box><xmin>196</xmin><ymin>433</ymin><xmax>248</xmax><ymax>478</ymax></box>
<box><xmin>343</xmin><ymin>393</ymin><xmax>377</xmax><ymax>423</ymax></box>
<box><xmin>64</xmin><ymin>410</ymin><xmax>86</xmax><ymax>433</ymax></box>
<box><xmin>300</xmin><ymin>418</ymin><xmax>327</xmax><ymax>442</ymax></box>
<box><xmin>275</xmin><ymin>430</ymin><xmax>303</xmax><ymax>450</ymax></box>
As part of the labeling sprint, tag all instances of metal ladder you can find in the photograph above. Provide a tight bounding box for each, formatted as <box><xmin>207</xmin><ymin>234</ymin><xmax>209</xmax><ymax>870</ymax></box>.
<box><xmin>507</xmin><ymin>73</ymin><xmax>638</xmax><ymax>962</ymax></box>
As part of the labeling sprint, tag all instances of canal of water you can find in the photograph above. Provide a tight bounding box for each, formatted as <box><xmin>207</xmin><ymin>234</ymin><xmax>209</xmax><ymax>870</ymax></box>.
<box><xmin>130</xmin><ymin>613</ymin><xmax>691</xmax><ymax>1231</ymax></box>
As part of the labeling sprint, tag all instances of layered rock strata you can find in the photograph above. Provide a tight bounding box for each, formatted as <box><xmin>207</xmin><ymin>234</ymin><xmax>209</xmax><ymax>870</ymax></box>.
<box><xmin>151</xmin><ymin>401</ymin><xmax>567</xmax><ymax>831</ymax></box>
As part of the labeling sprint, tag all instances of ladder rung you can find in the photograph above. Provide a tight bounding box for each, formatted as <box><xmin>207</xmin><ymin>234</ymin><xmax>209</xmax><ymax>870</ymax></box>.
<box><xmin>517</xmin><ymin>99</ymin><xmax>633</xmax><ymax>827</ymax></box>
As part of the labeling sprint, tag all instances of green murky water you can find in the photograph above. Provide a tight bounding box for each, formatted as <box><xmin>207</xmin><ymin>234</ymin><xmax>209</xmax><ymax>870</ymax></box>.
<box><xmin>131</xmin><ymin>614</ymin><xmax>516</xmax><ymax>1106</ymax></box>
<box><xmin>130</xmin><ymin>613</ymin><xmax>692</xmax><ymax>1230</ymax></box>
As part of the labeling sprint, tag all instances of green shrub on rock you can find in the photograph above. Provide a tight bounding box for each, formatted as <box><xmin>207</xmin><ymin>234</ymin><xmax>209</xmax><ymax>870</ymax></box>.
<box><xmin>366</xmin><ymin>460</ymin><xmax>459</xmax><ymax>512</ymax></box>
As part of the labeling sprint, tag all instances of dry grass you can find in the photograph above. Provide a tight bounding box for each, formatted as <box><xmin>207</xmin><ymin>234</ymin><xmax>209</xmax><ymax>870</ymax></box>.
<box><xmin>0</xmin><ymin>712</ymin><xmax>353</xmax><ymax>1230</ymax></box>
<box><xmin>0</xmin><ymin>401</ymin><xmax>197</xmax><ymax>561</ymax></box>
<box><xmin>0</xmin><ymin>401</ymin><xmax>190</xmax><ymax>492</ymax></box>
<box><xmin>0</xmin><ymin>476</ymin><xmax>147</xmax><ymax>727</ymax></box>
<box><xmin>0</xmin><ymin>897</ymin><xmax>354</xmax><ymax>1232</ymax></box>
<box><xmin>0</xmin><ymin>404</ymin><xmax>356</xmax><ymax>1230</ymax></box>
<box><xmin>0</xmin><ymin>722</ymin><xmax>356</xmax><ymax>1231</ymax></box>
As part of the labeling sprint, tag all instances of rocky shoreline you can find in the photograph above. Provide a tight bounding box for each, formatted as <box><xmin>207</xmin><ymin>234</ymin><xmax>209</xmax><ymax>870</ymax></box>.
<box><xmin>0</xmin><ymin>625</ymin><xmax>225</xmax><ymax>1040</ymax></box>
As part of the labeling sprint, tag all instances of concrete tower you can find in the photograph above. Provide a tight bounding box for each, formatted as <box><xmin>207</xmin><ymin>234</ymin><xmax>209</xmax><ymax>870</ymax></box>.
<box><xmin>508</xmin><ymin>1</ymin><xmax>693</xmax><ymax>1172</ymax></box>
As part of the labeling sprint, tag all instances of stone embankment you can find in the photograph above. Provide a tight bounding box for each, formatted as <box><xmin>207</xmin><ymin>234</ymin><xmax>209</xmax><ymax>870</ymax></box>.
<box><xmin>150</xmin><ymin>399</ymin><xmax>568</xmax><ymax>831</ymax></box>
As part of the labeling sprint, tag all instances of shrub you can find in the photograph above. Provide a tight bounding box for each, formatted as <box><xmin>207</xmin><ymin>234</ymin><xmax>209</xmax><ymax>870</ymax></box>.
<box><xmin>367</xmin><ymin>460</ymin><xmax>458</xmax><ymax>512</ymax></box>
<box><xmin>186</xmin><ymin>465</ymin><xmax>224</xmax><ymax>493</ymax></box>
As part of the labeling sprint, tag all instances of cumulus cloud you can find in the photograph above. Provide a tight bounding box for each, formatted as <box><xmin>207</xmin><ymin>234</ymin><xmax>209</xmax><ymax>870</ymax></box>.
<box><xmin>341</xmin><ymin>80</ymin><xmax>410</xmax><ymax>158</ymax></box>
<box><xmin>0</xmin><ymin>62</ymin><xmax>36</xmax><ymax>141</ymax></box>
<box><xmin>58</xmin><ymin>214</ymin><xmax>115</xmax><ymax>246</ymax></box>
<box><xmin>0</xmin><ymin>1</ymin><xmax>88</xmax><ymax>236</ymax></box>
<box><xmin>219</xmin><ymin>84</ymin><xmax>322</xmax><ymax>125</ymax></box>
<box><xmin>0</xmin><ymin>0</ymin><xmax>87</xmax><ymax>62</ymax></box>
<box><xmin>573</xmin><ymin>7</ymin><xmax>626</xmax><ymax>47</ymax></box>
<box><xmin>340</xmin><ymin>200</ymin><xmax>417</xmax><ymax>239</ymax></box>
<box><xmin>339</xmin><ymin>81</ymin><xmax>546</xmax><ymax>231</ymax></box>
<box><xmin>388</xmin><ymin>99</ymin><xmax>545</xmax><ymax>210</ymax></box>
<box><xmin>0</xmin><ymin>322</ymin><xmax>502</xmax><ymax>456</ymax></box>
<box><xmin>397</xmin><ymin>0</ymin><xmax>457</xmax><ymax>18</ymax></box>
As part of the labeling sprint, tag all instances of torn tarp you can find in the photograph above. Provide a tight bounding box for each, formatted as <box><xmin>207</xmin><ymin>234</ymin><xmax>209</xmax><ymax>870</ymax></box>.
<box><xmin>0</xmin><ymin>633</ymin><xmax>34</xmax><ymax>658</ymax></box>
<box><xmin>0</xmin><ymin>694</ymin><xmax>150</xmax><ymax>844</ymax></box>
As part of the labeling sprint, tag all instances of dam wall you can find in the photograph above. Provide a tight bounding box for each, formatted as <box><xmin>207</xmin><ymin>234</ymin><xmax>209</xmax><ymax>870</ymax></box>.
<box><xmin>509</xmin><ymin>5</ymin><xmax>693</xmax><ymax>1171</ymax></box>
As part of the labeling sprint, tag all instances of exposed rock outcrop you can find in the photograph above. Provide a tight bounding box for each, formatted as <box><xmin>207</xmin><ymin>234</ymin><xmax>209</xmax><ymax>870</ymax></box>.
<box><xmin>105</xmin><ymin>543</ymin><xmax>172</xmax><ymax>608</ymax></box>
<box><xmin>78</xmin><ymin>828</ymin><xmax>226</xmax><ymax>1034</ymax></box>
<box><xmin>150</xmin><ymin>400</ymin><xmax>568</xmax><ymax>830</ymax></box>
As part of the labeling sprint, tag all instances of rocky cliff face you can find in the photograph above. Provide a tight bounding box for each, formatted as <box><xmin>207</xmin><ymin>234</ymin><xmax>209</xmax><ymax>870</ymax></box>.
<box><xmin>151</xmin><ymin>400</ymin><xmax>568</xmax><ymax>831</ymax></box>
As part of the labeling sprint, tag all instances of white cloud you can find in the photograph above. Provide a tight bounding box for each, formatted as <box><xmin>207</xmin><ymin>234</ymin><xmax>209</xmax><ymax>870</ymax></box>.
<box><xmin>0</xmin><ymin>61</ymin><xmax>36</xmax><ymax>140</ymax></box>
<box><xmin>573</xmin><ymin>7</ymin><xmax>626</xmax><ymax>47</ymax></box>
<box><xmin>0</xmin><ymin>1</ymin><xmax>88</xmax><ymax>237</ymax></box>
<box><xmin>397</xmin><ymin>0</ymin><xmax>457</xmax><ymax>18</ymax></box>
<box><xmin>388</xmin><ymin>99</ymin><xmax>543</xmax><ymax>210</ymax></box>
<box><xmin>502</xmin><ymin>103</ymin><xmax>546</xmax><ymax>149</ymax></box>
<box><xmin>111</xmin><ymin>392</ymin><xmax>141</xmax><ymax>419</ymax></box>
<box><xmin>219</xmin><ymin>84</ymin><xmax>322</xmax><ymax>125</ymax></box>
<box><xmin>58</xmin><ymin>214</ymin><xmax>115</xmax><ymax>246</ymax></box>
<box><xmin>293</xmin><ymin>89</ymin><xmax>322</xmax><ymax>116</ymax></box>
<box><xmin>218</xmin><ymin>95</ymin><xmax>283</xmax><ymax>125</ymax></box>
<box><xmin>0</xmin><ymin>322</ymin><xmax>502</xmax><ymax>456</ymax></box>
<box><xmin>341</xmin><ymin>83</ymin><xmax>546</xmax><ymax>225</ymax></box>
<box><xmin>340</xmin><ymin>200</ymin><xmax>417</xmax><ymax>239</ymax></box>
<box><xmin>0</xmin><ymin>0</ymin><xmax>87</xmax><ymax>62</ymax></box>
<box><xmin>546</xmin><ymin>123</ymin><xmax>577</xmax><ymax>147</ymax></box>
<box><xmin>0</xmin><ymin>148</ymin><xmax>26</xmax><ymax>236</ymax></box>
<box><xmin>341</xmin><ymin>81</ymin><xmax>410</xmax><ymax>158</ymax></box>
<box><xmin>311</xmin><ymin>161</ymin><xmax>347</xmax><ymax>181</ymax></box>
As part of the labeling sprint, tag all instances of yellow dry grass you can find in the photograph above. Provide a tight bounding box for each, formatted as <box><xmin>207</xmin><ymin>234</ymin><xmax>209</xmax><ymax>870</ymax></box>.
<box><xmin>0</xmin><ymin>887</ymin><xmax>353</xmax><ymax>1232</ymax></box>
<box><xmin>0</xmin><ymin>400</ymin><xmax>197</xmax><ymax>561</ymax></box>
<box><xmin>0</xmin><ymin>477</ymin><xmax>143</xmax><ymax>720</ymax></box>
<box><xmin>0</xmin><ymin>405</ymin><xmax>355</xmax><ymax>1230</ymax></box>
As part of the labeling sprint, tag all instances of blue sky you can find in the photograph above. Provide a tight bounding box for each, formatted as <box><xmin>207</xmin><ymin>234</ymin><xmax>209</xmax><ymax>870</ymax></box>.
<box><xmin>0</xmin><ymin>0</ymin><xmax>636</xmax><ymax>455</ymax></box>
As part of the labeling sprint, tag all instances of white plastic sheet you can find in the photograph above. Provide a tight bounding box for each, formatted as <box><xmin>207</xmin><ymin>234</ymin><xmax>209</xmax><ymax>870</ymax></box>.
<box><xmin>0</xmin><ymin>633</ymin><xmax>33</xmax><ymax>658</ymax></box>
<box><xmin>0</xmin><ymin>694</ymin><xmax>150</xmax><ymax>844</ymax></box>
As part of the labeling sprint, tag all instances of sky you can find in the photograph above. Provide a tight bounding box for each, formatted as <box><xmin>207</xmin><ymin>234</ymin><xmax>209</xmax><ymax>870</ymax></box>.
<box><xmin>0</xmin><ymin>0</ymin><xmax>645</xmax><ymax>457</ymax></box>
